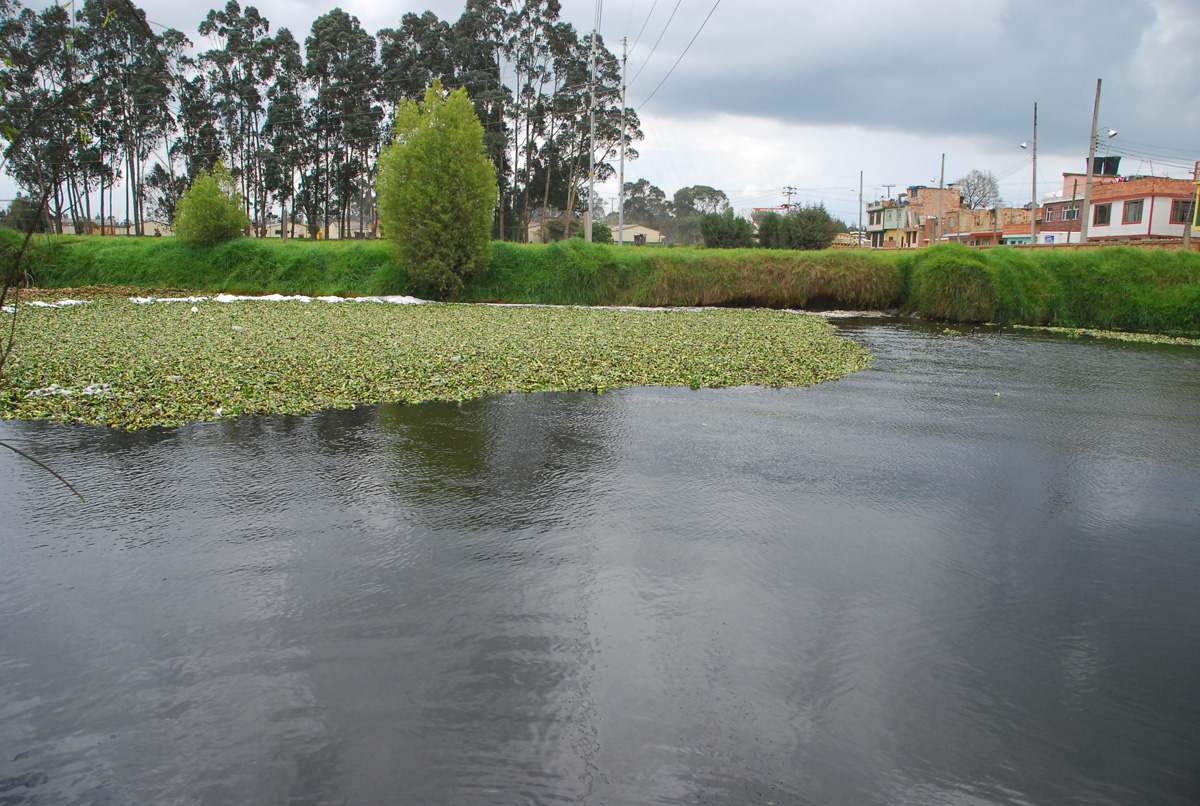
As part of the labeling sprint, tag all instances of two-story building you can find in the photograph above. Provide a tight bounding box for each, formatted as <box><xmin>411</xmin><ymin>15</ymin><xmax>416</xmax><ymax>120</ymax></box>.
<box><xmin>865</xmin><ymin>198</ymin><xmax>922</xmax><ymax>248</ymax></box>
<box><xmin>1084</xmin><ymin>176</ymin><xmax>1196</xmax><ymax>241</ymax></box>
<box><xmin>1038</xmin><ymin>172</ymin><xmax>1121</xmax><ymax>244</ymax></box>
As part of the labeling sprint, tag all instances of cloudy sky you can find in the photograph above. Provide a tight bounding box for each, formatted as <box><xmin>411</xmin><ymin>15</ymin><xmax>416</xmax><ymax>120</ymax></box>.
<box><xmin>8</xmin><ymin>0</ymin><xmax>1200</xmax><ymax>224</ymax></box>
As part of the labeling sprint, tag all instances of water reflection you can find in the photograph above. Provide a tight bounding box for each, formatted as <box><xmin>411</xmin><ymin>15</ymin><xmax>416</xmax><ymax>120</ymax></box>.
<box><xmin>1</xmin><ymin>321</ymin><xmax>1198</xmax><ymax>805</ymax></box>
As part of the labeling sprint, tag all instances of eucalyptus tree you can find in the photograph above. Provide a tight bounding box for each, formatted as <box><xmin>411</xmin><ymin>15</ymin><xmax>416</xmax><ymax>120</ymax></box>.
<box><xmin>2</xmin><ymin>1</ymin><xmax>91</xmax><ymax>233</ymax></box>
<box><xmin>448</xmin><ymin>0</ymin><xmax>511</xmax><ymax>237</ymax></box>
<box><xmin>77</xmin><ymin>0</ymin><xmax>178</xmax><ymax>235</ymax></box>
<box><xmin>174</xmin><ymin>72</ymin><xmax>222</xmax><ymax>180</ymax></box>
<box><xmin>502</xmin><ymin>0</ymin><xmax>560</xmax><ymax>237</ymax></box>
<box><xmin>305</xmin><ymin>8</ymin><xmax>382</xmax><ymax>238</ymax></box>
<box><xmin>262</xmin><ymin>27</ymin><xmax>305</xmax><ymax>239</ymax></box>
<box><xmin>621</xmin><ymin>178</ymin><xmax>668</xmax><ymax>227</ymax></box>
<box><xmin>198</xmin><ymin>0</ymin><xmax>274</xmax><ymax>234</ymax></box>
<box><xmin>378</xmin><ymin>11</ymin><xmax>453</xmax><ymax>110</ymax></box>
<box><xmin>542</xmin><ymin>31</ymin><xmax>640</xmax><ymax>237</ymax></box>
<box><xmin>672</xmin><ymin>185</ymin><xmax>728</xmax><ymax>218</ymax></box>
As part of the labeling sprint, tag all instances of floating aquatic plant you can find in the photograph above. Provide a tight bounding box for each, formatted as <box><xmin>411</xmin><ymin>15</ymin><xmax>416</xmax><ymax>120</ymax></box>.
<box><xmin>1</xmin><ymin>299</ymin><xmax>872</xmax><ymax>430</ymax></box>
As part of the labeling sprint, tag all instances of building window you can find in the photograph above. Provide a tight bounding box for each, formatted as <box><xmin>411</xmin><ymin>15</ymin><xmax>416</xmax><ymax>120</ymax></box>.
<box><xmin>1045</xmin><ymin>208</ymin><xmax>1055</xmax><ymax>222</ymax></box>
<box><xmin>1122</xmin><ymin>200</ymin><xmax>1144</xmax><ymax>224</ymax></box>
<box><xmin>1170</xmin><ymin>199</ymin><xmax>1194</xmax><ymax>224</ymax></box>
<box><xmin>1093</xmin><ymin>203</ymin><xmax>1111</xmax><ymax>226</ymax></box>
<box><xmin>1062</xmin><ymin>203</ymin><xmax>1079</xmax><ymax>221</ymax></box>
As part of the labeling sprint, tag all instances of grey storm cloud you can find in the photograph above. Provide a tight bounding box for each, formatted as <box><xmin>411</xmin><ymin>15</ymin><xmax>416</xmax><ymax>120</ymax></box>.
<box><xmin>632</xmin><ymin>0</ymin><xmax>1196</xmax><ymax>157</ymax></box>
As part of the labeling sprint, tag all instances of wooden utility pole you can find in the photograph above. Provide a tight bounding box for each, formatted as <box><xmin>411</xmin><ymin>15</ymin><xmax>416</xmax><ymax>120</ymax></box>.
<box><xmin>1080</xmin><ymin>79</ymin><xmax>1102</xmax><ymax>243</ymax></box>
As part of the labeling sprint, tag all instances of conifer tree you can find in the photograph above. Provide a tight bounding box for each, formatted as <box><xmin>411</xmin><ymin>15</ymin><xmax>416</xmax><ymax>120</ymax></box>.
<box><xmin>376</xmin><ymin>81</ymin><xmax>497</xmax><ymax>298</ymax></box>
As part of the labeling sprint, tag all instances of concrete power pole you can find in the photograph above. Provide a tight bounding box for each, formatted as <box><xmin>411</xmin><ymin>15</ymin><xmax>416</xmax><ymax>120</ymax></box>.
<box><xmin>585</xmin><ymin>8</ymin><xmax>599</xmax><ymax>242</ymax></box>
<box><xmin>1080</xmin><ymin>79</ymin><xmax>1102</xmax><ymax>243</ymax></box>
<box><xmin>858</xmin><ymin>170</ymin><xmax>863</xmax><ymax>247</ymax></box>
<box><xmin>936</xmin><ymin>153</ymin><xmax>944</xmax><ymax>245</ymax></box>
<box><xmin>618</xmin><ymin>37</ymin><xmax>627</xmax><ymax>246</ymax></box>
<box><xmin>1031</xmin><ymin>102</ymin><xmax>1038</xmax><ymax>245</ymax></box>
<box><xmin>1185</xmin><ymin>160</ymin><xmax>1199</xmax><ymax>251</ymax></box>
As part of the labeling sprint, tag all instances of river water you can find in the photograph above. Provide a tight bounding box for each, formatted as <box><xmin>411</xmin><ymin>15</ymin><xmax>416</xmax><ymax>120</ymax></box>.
<box><xmin>2</xmin><ymin>319</ymin><xmax>1199</xmax><ymax>805</ymax></box>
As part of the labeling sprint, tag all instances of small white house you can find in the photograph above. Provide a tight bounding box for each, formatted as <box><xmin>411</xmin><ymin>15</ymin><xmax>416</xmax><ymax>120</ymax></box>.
<box><xmin>613</xmin><ymin>224</ymin><xmax>664</xmax><ymax>245</ymax></box>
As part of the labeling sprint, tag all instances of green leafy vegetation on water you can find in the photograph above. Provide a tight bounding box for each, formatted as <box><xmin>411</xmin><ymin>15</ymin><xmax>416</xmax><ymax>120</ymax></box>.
<box><xmin>0</xmin><ymin>300</ymin><xmax>871</xmax><ymax>429</ymax></box>
<box><xmin>1010</xmin><ymin>325</ymin><xmax>1200</xmax><ymax>347</ymax></box>
<box><xmin>18</xmin><ymin>233</ymin><xmax>1200</xmax><ymax>336</ymax></box>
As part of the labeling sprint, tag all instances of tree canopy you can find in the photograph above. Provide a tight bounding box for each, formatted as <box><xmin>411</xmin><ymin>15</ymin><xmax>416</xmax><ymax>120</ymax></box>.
<box><xmin>0</xmin><ymin>0</ymin><xmax>641</xmax><ymax>242</ymax></box>
<box><xmin>956</xmin><ymin>169</ymin><xmax>1000</xmax><ymax>209</ymax></box>
<box><xmin>672</xmin><ymin>185</ymin><xmax>729</xmax><ymax>218</ymax></box>
<box><xmin>699</xmin><ymin>208</ymin><xmax>753</xmax><ymax>249</ymax></box>
<box><xmin>757</xmin><ymin>203</ymin><xmax>839</xmax><ymax>251</ymax></box>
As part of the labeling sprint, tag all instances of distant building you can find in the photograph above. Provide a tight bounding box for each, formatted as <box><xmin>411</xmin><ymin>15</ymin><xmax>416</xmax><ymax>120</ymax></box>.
<box><xmin>865</xmin><ymin>199</ymin><xmax>921</xmax><ymax>248</ymax></box>
<box><xmin>615</xmin><ymin>224</ymin><xmax>664</xmax><ymax>245</ymax></box>
<box><xmin>1039</xmin><ymin>168</ymin><xmax>1195</xmax><ymax>244</ymax></box>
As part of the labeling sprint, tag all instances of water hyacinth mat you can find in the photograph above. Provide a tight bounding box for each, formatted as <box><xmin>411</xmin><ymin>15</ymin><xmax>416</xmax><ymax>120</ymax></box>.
<box><xmin>1</xmin><ymin>298</ymin><xmax>872</xmax><ymax>430</ymax></box>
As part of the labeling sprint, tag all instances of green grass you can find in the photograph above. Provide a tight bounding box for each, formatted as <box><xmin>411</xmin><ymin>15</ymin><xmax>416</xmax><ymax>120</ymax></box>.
<box><xmin>1</xmin><ymin>299</ymin><xmax>872</xmax><ymax>429</ymax></box>
<box><xmin>18</xmin><ymin>233</ymin><xmax>404</xmax><ymax>297</ymax></box>
<box><xmin>13</xmin><ymin>231</ymin><xmax>1200</xmax><ymax>336</ymax></box>
<box><xmin>903</xmin><ymin>244</ymin><xmax>1200</xmax><ymax>335</ymax></box>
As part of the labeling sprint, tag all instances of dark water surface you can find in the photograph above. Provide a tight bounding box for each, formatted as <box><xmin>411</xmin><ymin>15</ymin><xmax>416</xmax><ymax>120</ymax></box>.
<box><xmin>2</xmin><ymin>320</ymin><xmax>1199</xmax><ymax>805</ymax></box>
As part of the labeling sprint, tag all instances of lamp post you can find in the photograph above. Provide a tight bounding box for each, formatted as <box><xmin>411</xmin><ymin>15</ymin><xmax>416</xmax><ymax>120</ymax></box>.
<box><xmin>1080</xmin><ymin>79</ymin><xmax>1118</xmax><ymax>244</ymax></box>
<box><xmin>1019</xmin><ymin>102</ymin><xmax>1037</xmax><ymax>246</ymax></box>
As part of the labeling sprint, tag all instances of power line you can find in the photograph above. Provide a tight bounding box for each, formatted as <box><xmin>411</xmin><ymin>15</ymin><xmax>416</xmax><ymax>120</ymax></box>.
<box><xmin>638</xmin><ymin>0</ymin><xmax>722</xmax><ymax>109</ymax></box>
<box><xmin>628</xmin><ymin>0</ymin><xmax>683</xmax><ymax>86</ymax></box>
<box><xmin>627</xmin><ymin>0</ymin><xmax>659</xmax><ymax>60</ymax></box>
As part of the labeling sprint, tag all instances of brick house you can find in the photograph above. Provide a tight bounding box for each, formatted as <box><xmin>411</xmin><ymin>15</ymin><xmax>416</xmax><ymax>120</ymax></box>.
<box><xmin>943</xmin><ymin>207</ymin><xmax>1033</xmax><ymax>246</ymax></box>
<box><xmin>1039</xmin><ymin>170</ymin><xmax>1196</xmax><ymax>244</ymax></box>
<box><xmin>1084</xmin><ymin>175</ymin><xmax>1195</xmax><ymax>241</ymax></box>
<box><xmin>1038</xmin><ymin>172</ymin><xmax>1120</xmax><ymax>244</ymax></box>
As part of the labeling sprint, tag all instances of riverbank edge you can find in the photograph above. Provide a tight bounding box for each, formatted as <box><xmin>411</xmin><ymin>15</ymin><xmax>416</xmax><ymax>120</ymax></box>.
<box><xmin>12</xmin><ymin>233</ymin><xmax>1200</xmax><ymax>337</ymax></box>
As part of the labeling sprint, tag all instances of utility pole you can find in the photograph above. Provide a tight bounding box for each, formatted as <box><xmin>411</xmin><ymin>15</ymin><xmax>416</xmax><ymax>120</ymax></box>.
<box><xmin>1080</xmin><ymin>79</ymin><xmax>1102</xmax><ymax>243</ymax></box>
<box><xmin>783</xmin><ymin>186</ymin><xmax>797</xmax><ymax>210</ymax></box>
<box><xmin>1031</xmin><ymin>102</ymin><xmax>1038</xmax><ymax>245</ymax></box>
<box><xmin>882</xmin><ymin>183</ymin><xmax>896</xmax><ymax>199</ymax></box>
<box><xmin>858</xmin><ymin>170</ymin><xmax>863</xmax><ymax>247</ymax></box>
<box><xmin>585</xmin><ymin>6</ymin><xmax>599</xmax><ymax>242</ymax></box>
<box><xmin>618</xmin><ymin>37</ymin><xmax>627</xmax><ymax>246</ymax></box>
<box><xmin>936</xmin><ymin>153</ymin><xmax>944</xmax><ymax>245</ymax></box>
<box><xmin>1186</xmin><ymin>160</ymin><xmax>1199</xmax><ymax>251</ymax></box>
<box><xmin>1068</xmin><ymin>178</ymin><xmax>1078</xmax><ymax>243</ymax></box>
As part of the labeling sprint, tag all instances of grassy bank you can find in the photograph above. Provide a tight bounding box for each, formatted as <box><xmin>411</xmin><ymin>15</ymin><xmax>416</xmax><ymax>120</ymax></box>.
<box><xmin>903</xmin><ymin>245</ymin><xmax>1200</xmax><ymax>335</ymax></box>
<box><xmin>1</xmin><ymin>299</ymin><xmax>871</xmax><ymax>429</ymax></box>
<box><xmin>13</xmin><ymin>231</ymin><xmax>1200</xmax><ymax>335</ymax></box>
<box><xmin>13</xmin><ymin>232</ymin><xmax>404</xmax><ymax>297</ymax></box>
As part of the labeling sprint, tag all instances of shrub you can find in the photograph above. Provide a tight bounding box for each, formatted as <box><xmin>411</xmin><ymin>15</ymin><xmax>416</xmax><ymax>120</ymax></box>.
<box><xmin>758</xmin><ymin>204</ymin><xmax>838</xmax><ymax>251</ymax></box>
<box><xmin>172</xmin><ymin>162</ymin><xmax>250</xmax><ymax>245</ymax></box>
<box><xmin>573</xmin><ymin>221</ymin><xmax>613</xmax><ymax>244</ymax></box>
<box><xmin>376</xmin><ymin>80</ymin><xmax>498</xmax><ymax>299</ymax></box>
<box><xmin>699</xmin><ymin>208</ymin><xmax>754</xmax><ymax>248</ymax></box>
